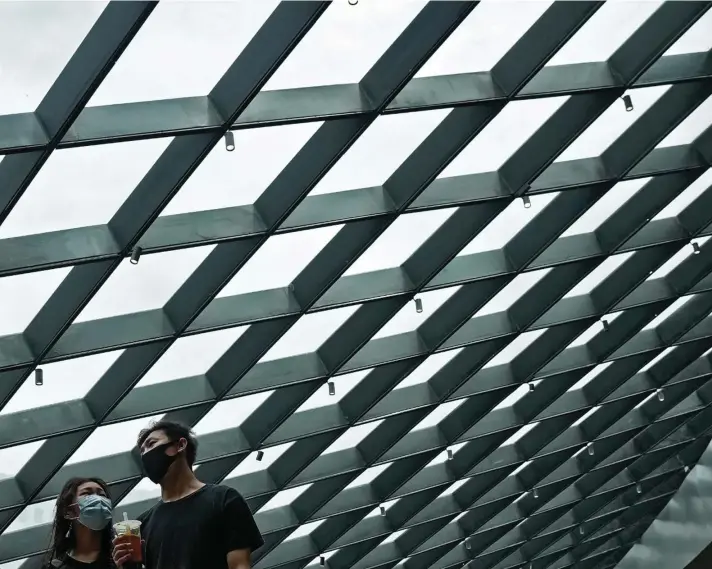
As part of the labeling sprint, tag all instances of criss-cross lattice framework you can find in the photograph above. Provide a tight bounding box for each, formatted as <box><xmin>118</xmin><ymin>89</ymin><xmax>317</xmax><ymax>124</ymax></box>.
<box><xmin>1</xmin><ymin>2</ymin><xmax>712</xmax><ymax>569</ymax></box>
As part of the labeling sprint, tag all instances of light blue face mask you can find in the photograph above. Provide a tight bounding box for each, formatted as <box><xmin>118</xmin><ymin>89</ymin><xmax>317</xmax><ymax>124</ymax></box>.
<box><xmin>74</xmin><ymin>495</ymin><xmax>113</xmax><ymax>531</ymax></box>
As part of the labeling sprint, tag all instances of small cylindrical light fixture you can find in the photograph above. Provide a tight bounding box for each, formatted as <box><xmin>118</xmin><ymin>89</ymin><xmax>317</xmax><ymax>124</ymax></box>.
<box><xmin>533</xmin><ymin>487</ymin><xmax>538</xmax><ymax>499</ymax></box>
<box><xmin>522</xmin><ymin>195</ymin><xmax>531</xmax><ymax>209</ymax></box>
<box><xmin>379</xmin><ymin>505</ymin><xmax>386</xmax><ymax>516</ymax></box>
<box><xmin>588</xmin><ymin>443</ymin><xmax>595</xmax><ymax>456</ymax></box>
<box><xmin>684</xmin><ymin>465</ymin><xmax>690</xmax><ymax>473</ymax></box>
<box><xmin>414</xmin><ymin>297</ymin><xmax>423</xmax><ymax>314</ymax></box>
<box><xmin>579</xmin><ymin>526</ymin><xmax>585</xmax><ymax>535</ymax></box>
<box><xmin>447</xmin><ymin>448</ymin><xmax>454</xmax><ymax>460</ymax></box>
<box><xmin>602</xmin><ymin>319</ymin><xmax>609</xmax><ymax>332</ymax></box>
<box><xmin>692</xmin><ymin>241</ymin><xmax>701</xmax><ymax>255</ymax></box>
<box><xmin>320</xmin><ymin>556</ymin><xmax>325</xmax><ymax>566</ymax></box>
<box><xmin>256</xmin><ymin>450</ymin><xmax>264</xmax><ymax>461</ymax></box>
<box><xmin>35</xmin><ymin>368</ymin><xmax>44</xmax><ymax>386</ymax></box>
<box><xmin>636</xmin><ymin>483</ymin><xmax>642</xmax><ymax>494</ymax></box>
<box><xmin>657</xmin><ymin>389</ymin><xmax>665</xmax><ymax>402</ymax></box>
<box><xmin>622</xmin><ymin>94</ymin><xmax>633</xmax><ymax>112</ymax></box>
<box><xmin>465</xmin><ymin>539</ymin><xmax>471</xmax><ymax>550</ymax></box>
<box><xmin>224</xmin><ymin>131</ymin><xmax>235</xmax><ymax>152</ymax></box>
<box><xmin>328</xmin><ymin>381</ymin><xmax>335</xmax><ymax>396</ymax></box>
<box><xmin>528</xmin><ymin>382</ymin><xmax>535</xmax><ymax>393</ymax></box>
<box><xmin>130</xmin><ymin>246</ymin><xmax>142</xmax><ymax>265</ymax></box>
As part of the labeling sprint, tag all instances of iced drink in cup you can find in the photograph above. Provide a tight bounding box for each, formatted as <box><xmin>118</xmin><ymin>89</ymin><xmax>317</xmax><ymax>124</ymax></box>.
<box><xmin>114</xmin><ymin>515</ymin><xmax>142</xmax><ymax>567</ymax></box>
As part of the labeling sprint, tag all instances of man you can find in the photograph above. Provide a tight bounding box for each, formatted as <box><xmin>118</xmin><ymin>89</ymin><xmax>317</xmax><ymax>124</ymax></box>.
<box><xmin>113</xmin><ymin>420</ymin><xmax>263</xmax><ymax>569</ymax></box>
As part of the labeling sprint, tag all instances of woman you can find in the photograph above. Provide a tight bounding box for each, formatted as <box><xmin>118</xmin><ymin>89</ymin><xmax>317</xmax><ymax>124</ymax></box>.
<box><xmin>44</xmin><ymin>477</ymin><xmax>115</xmax><ymax>568</ymax></box>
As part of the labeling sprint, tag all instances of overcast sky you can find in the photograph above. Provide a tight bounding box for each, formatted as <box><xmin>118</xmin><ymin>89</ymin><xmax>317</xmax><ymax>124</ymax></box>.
<box><xmin>1</xmin><ymin>1</ymin><xmax>712</xmax><ymax>567</ymax></box>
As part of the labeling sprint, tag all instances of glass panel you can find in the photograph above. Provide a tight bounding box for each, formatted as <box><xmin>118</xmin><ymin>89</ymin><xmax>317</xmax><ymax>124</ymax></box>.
<box><xmin>501</xmin><ymin>423</ymin><xmax>536</xmax><ymax>446</ymax></box>
<box><xmin>546</xmin><ymin>1</ymin><xmax>662</xmax><ymax>66</ymax></box>
<box><xmin>226</xmin><ymin>442</ymin><xmax>293</xmax><ymax>478</ymax></box>
<box><xmin>345</xmin><ymin>463</ymin><xmax>390</xmax><ymax>490</ymax></box>
<box><xmin>494</xmin><ymin>384</ymin><xmax>529</xmax><ymax>410</ymax></box>
<box><xmin>137</xmin><ymin>326</ymin><xmax>248</xmax><ymax>387</ymax></box>
<box><xmin>259</xmin><ymin>305</ymin><xmax>359</xmax><ymax>361</ymax></box>
<box><xmin>374</xmin><ymin>286</ymin><xmax>461</xmax><ymax>339</ymax></box>
<box><xmin>259</xmin><ymin>485</ymin><xmax>311</xmax><ymax>512</ymax></box>
<box><xmin>217</xmin><ymin>225</ymin><xmax>342</xmax><ymax>297</ymax></box>
<box><xmin>0</xmin><ymin>2</ymin><xmax>106</xmax><ymax>115</ymax></box>
<box><xmin>485</xmin><ymin>329</ymin><xmax>547</xmax><ymax>369</ymax></box>
<box><xmin>162</xmin><ymin>122</ymin><xmax>322</xmax><ymax>216</ymax></box>
<box><xmin>569</xmin><ymin>312</ymin><xmax>622</xmax><ymax>348</ymax></box>
<box><xmin>0</xmin><ymin>561</ymin><xmax>25</xmax><ymax>569</ymax></box>
<box><xmin>458</xmin><ymin>192</ymin><xmax>558</xmax><ymax>255</ymax></box>
<box><xmin>263</xmin><ymin>1</ymin><xmax>422</xmax><ymax>90</ymax></box>
<box><xmin>415</xmin><ymin>0</ymin><xmax>551</xmax><ymax>78</ymax></box>
<box><xmin>118</xmin><ymin>476</ymin><xmax>161</xmax><ymax>507</ymax></box>
<box><xmin>65</xmin><ymin>415</ymin><xmax>163</xmax><ymax>465</ymax></box>
<box><xmin>75</xmin><ymin>244</ymin><xmax>214</xmax><ymax>322</ymax></box>
<box><xmin>0</xmin><ymin>350</ymin><xmax>123</xmax><ymax>415</ymax></box>
<box><xmin>382</xmin><ymin>529</ymin><xmax>406</xmax><ymax>545</ymax></box>
<box><xmin>322</xmin><ymin>421</ymin><xmax>382</xmax><ymax>455</ymax></box>
<box><xmin>194</xmin><ymin>392</ymin><xmax>272</xmax><ymax>436</ymax></box>
<box><xmin>0</xmin><ymin>267</ymin><xmax>70</xmax><ymax>337</ymax></box>
<box><xmin>474</xmin><ymin>268</ymin><xmax>551</xmax><ymax>317</ymax></box>
<box><xmin>285</xmin><ymin>519</ymin><xmax>326</xmax><ymax>542</ymax></box>
<box><xmin>364</xmin><ymin>498</ymin><xmax>398</xmax><ymax>519</ymax></box>
<box><xmin>664</xmin><ymin>8</ymin><xmax>712</xmax><ymax>55</ymax></box>
<box><xmin>569</xmin><ymin>362</ymin><xmax>611</xmax><ymax>391</ymax></box>
<box><xmin>562</xmin><ymin>178</ymin><xmax>649</xmax><ymax>237</ymax></box>
<box><xmin>310</xmin><ymin>109</ymin><xmax>449</xmax><ymax>197</ymax></box>
<box><xmin>565</xmin><ymin>252</ymin><xmax>633</xmax><ymax>298</ymax></box>
<box><xmin>656</xmin><ymin>94</ymin><xmax>712</xmax><ymax>148</ymax></box>
<box><xmin>0</xmin><ymin>138</ymin><xmax>173</xmax><ymax>239</ymax></box>
<box><xmin>345</xmin><ymin>208</ymin><xmax>456</xmax><ymax>275</ymax></box>
<box><xmin>648</xmin><ymin>237</ymin><xmax>710</xmax><ymax>280</ymax></box>
<box><xmin>296</xmin><ymin>369</ymin><xmax>370</xmax><ymax>412</ymax></box>
<box><xmin>639</xmin><ymin>346</ymin><xmax>675</xmax><ymax>373</ymax></box>
<box><xmin>4</xmin><ymin>499</ymin><xmax>55</xmax><ymax>534</ymax></box>
<box><xmin>556</xmin><ymin>86</ymin><xmax>670</xmax><ymax>162</ymax></box>
<box><xmin>0</xmin><ymin>440</ymin><xmax>44</xmax><ymax>481</ymax></box>
<box><xmin>510</xmin><ymin>461</ymin><xmax>530</xmax><ymax>477</ymax></box>
<box><xmin>88</xmin><ymin>2</ymin><xmax>279</xmax><ymax>106</ymax></box>
<box><xmin>634</xmin><ymin>391</ymin><xmax>657</xmax><ymax>409</ymax></box>
<box><xmin>411</xmin><ymin>399</ymin><xmax>464</xmax><ymax>431</ymax></box>
<box><xmin>440</xmin><ymin>97</ymin><xmax>568</xmax><ymax>178</ymax></box>
<box><xmin>573</xmin><ymin>406</ymin><xmax>600</xmax><ymax>426</ymax></box>
<box><xmin>654</xmin><ymin>169</ymin><xmax>712</xmax><ymax>219</ymax></box>
<box><xmin>439</xmin><ymin>477</ymin><xmax>470</xmax><ymax>497</ymax></box>
<box><xmin>644</xmin><ymin>296</ymin><xmax>692</xmax><ymax>330</ymax></box>
<box><xmin>397</xmin><ymin>349</ymin><xmax>463</xmax><ymax>390</ymax></box>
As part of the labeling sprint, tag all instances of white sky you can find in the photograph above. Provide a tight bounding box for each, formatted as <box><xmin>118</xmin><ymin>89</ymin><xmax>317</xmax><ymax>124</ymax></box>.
<box><xmin>0</xmin><ymin>1</ymin><xmax>712</xmax><ymax>565</ymax></box>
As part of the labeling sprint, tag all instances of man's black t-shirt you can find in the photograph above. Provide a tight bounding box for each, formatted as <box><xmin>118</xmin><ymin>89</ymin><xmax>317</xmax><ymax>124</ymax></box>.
<box><xmin>139</xmin><ymin>484</ymin><xmax>263</xmax><ymax>569</ymax></box>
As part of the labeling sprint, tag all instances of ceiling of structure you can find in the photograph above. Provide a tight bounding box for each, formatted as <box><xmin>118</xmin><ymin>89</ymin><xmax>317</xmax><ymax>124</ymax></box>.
<box><xmin>1</xmin><ymin>2</ymin><xmax>712</xmax><ymax>569</ymax></box>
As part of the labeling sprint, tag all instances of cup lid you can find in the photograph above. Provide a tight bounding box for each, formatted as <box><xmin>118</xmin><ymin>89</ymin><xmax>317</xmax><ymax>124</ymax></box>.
<box><xmin>113</xmin><ymin>519</ymin><xmax>141</xmax><ymax>529</ymax></box>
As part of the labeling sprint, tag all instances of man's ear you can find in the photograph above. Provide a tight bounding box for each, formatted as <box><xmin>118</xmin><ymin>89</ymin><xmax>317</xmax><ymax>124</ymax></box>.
<box><xmin>177</xmin><ymin>437</ymin><xmax>188</xmax><ymax>453</ymax></box>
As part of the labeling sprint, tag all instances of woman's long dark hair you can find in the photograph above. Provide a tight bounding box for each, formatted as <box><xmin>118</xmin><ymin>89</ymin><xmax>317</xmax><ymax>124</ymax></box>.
<box><xmin>44</xmin><ymin>477</ymin><xmax>114</xmax><ymax>568</ymax></box>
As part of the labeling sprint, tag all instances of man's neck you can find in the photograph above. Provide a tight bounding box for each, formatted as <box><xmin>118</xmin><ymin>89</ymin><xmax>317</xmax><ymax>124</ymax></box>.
<box><xmin>160</xmin><ymin>463</ymin><xmax>205</xmax><ymax>502</ymax></box>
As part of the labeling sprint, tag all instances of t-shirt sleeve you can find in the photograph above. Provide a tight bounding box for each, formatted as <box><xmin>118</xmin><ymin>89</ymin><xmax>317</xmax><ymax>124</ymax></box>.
<box><xmin>218</xmin><ymin>487</ymin><xmax>264</xmax><ymax>554</ymax></box>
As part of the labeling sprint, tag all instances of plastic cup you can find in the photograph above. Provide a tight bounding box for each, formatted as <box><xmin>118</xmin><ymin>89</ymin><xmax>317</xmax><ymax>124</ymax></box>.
<box><xmin>113</xmin><ymin>519</ymin><xmax>142</xmax><ymax>563</ymax></box>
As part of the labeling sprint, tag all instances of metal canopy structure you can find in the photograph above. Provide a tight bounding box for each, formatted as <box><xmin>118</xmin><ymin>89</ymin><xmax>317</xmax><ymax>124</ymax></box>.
<box><xmin>0</xmin><ymin>2</ymin><xmax>712</xmax><ymax>569</ymax></box>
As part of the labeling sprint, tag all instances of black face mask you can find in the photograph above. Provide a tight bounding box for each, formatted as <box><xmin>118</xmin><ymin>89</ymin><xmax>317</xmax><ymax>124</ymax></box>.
<box><xmin>141</xmin><ymin>442</ymin><xmax>179</xmax><ymax>484</ymax></box>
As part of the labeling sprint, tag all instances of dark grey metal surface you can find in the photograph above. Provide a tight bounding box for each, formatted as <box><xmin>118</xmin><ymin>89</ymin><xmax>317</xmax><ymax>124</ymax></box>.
<box><xmin>616</xmin><ymin>438</ymin><xmax>712</xmax><ymax>569</ymax></box>
<box><xmin>1</xmin><ymin>2</ymin><xmax>712</xmax><ymax>569</ymax></box>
